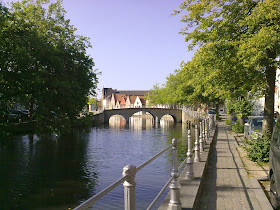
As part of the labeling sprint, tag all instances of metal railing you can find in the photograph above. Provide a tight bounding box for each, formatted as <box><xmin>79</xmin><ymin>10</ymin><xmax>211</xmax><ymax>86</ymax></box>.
<box><xmin>74</xmin><ymin>115</ymin><xmax>215</xmax><ymax>210</ymax></box>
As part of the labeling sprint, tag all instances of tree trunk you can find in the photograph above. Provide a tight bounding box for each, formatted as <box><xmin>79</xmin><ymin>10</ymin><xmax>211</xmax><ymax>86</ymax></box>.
<box><xmin>239</xmin><ymin>117</ymin><xmax>245</xmax><ymax>126</ymax></box>
<box><xmin>215</xmin><ymin>103</ymin><xmax>219</xmax><ymax>114</ymax></box>
<box><xmin>262</xmin><ymin>50</ymin><xmax>276</xmax><ymax>136</ymax></box>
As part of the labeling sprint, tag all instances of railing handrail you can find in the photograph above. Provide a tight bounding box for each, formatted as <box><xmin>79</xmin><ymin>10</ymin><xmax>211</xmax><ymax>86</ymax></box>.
<box><xmin>136</xmin><ymin>137</ymin><xmax>183</xmax><ymax>172</ymax></box>
<box><xmin>74</xmin><ymin>137</ymin><xmax>183</xmax><ymax>210</ymax></box>
<box><xmin>136</xmin><ymin>144</ymin><xmax>173</xmax><ymax>172</ymax></box>
<box><xmin>73</xmin><ymin>175</ymin><xmax>128</xmax><ymax>210</ymax></box>
<box><xmin>147</xmin><ymin>150</ymin><xmax>189</xmax><ymax>210</ymax></box>
<box><xmin>147</xmin><ymin>176</ymin><xmax>173</xmax><ymax>210</ymax></box>
<box><xmin>74</xmin><ymin>115</ymin><xmax>214</xmax><ymax>210</ymax></box>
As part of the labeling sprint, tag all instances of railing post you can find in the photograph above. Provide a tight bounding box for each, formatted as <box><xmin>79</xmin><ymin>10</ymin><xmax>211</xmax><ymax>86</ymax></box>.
<box><xmin>205</xmin><ymin>118</ymin><xmax>208</xmax><ymax>143</ymax></box>
<box><xmin>207</xmin><ymin>117</ymin><xmax>210</xmax><ymax>139</ymax></box>
<box><xmin>199</xmin><ymin>121</ymin><xmax>204</xmax><ymax>152</ymax></box>
<box><xmin>194</xmin><ymin>124</ymin><xmax>200</xmax><ymax>162</ymax></box>
<box><xmin>186</xmin><ymin>129</ymin><xmax>194</xmax><ymax>180</ymax></box>
<box><xmin>202</xmin><ymin>119</ymin><xmax>206</xmax><ymax>146</ymax></box>
<box><xmin>123</xmin><ymin>165</ymin><xmax>136</xmax><ymax>210</ymax></box>
<box><xmin>209</xmin><ymin>114</ymin><xmax>214</xmax><ymax>130</ymax></box>
<box><xmin>169</xmin><ymin>138</ymin><xmax>182</xmax><ymax>210</ymax></box>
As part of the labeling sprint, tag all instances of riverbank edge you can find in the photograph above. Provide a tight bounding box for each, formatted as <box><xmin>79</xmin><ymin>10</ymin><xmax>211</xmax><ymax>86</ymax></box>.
<box><xmin>158</xmin><ymin>124</ymin><xmax>218</xmax><ymax>209</ymax></box>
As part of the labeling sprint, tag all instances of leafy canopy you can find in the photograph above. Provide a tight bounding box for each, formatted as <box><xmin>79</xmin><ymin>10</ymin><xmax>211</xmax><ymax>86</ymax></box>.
<box><xmin>174</xmin><ymin>0</ymin><xmax>279</xmax><ymax>134</ymax></box>
<box><xmin>0</xmin><ymin>0</ymin><xmax>98</xmax><ymax>134</ymax></box>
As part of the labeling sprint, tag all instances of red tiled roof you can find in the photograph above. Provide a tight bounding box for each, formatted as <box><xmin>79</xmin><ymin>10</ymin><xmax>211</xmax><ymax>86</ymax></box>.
<box><xmin>120</xmin><ymin>96</ymin><xmax>126</xmax><ymax>105</ymax></box>
<box><xmin>114</xmin><ymin>94</ymin><xmax>126</xmax><ymax>103</ymax></box>
<box><xmin>129</xmin><ymin>95</ymin><xmax>137</xmax><ymax>104</ymax></box>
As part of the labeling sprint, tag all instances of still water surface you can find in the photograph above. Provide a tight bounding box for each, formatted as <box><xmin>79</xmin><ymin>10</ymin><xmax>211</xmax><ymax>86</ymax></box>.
<box><xmin>0</xmin><ymin>116</ymin><xmax>190</xmax><ymax>209</ymax></box>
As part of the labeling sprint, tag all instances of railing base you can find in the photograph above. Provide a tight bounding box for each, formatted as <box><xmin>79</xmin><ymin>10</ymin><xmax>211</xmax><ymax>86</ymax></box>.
<box><xmin>168</xmin><ymin>202</ymin><xmax>182</xmax><ymax>210</ymax></box>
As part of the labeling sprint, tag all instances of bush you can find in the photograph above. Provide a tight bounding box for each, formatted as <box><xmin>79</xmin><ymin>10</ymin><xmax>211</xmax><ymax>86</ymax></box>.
<box><xmin>231</xmin><ymin>123</ymin><xmax>244</xmax><ymax>133</ymax></box>
<box><xmin>225</xmin><ymin>118</ymin><xmax>232</xmax><ymax>125</ymax></box>
<box><xmin>244</xmin><ymin>133</ymin><xmax>270</xmax><ymax>163</ymax></box>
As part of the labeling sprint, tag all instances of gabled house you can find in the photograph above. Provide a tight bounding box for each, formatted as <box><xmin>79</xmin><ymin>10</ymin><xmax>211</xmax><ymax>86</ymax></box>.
<box><xmin>115</xmin><ymin>100</ymin><xmax>120</xmax><ymax>109</ymax></box>
<box><xmin>129</xmin><ymin>96</ymin><xmax>137</xmax><ymax>108</ymax></box>
<box><xmin>125</xmin><ymin>96</ymin><xmax>131</xmax><ymax>108</ymax></box>
<box><xmin>134</xmin><ymin>96</ymin><xmax>142</xmax><ymax>108</ymax></box>
<box><xmin>134</xmin><ymin>96</ymin><xmax>145</xmax><ymax>108</ymax></box>
<box><xmin>101</xmin><ymin>88</ymin><xmax>149</xmax><ymax>110</ymax></box>
<box><xmin>114</xmin><ymin>94</ymin><xmax>126</xmax><ymax>109</ymax></box>
<box><xmin>120</xmin><ymin>97</ymin><xmax>126</xmax><ymax>109</ymax></box>
<box><xmin>109</xmin><ymin>94</ymin><xmax>115</xmax><ymax>109</ymax></box>
<box><xmin>139</xmin><ymin>96</ymin><xmax>146</xmax><ymax>107</ymax></box>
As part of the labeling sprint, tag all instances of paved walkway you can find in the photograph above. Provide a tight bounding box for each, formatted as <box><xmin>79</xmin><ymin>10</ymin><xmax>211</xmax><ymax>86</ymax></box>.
<box><xmin>197</xmin><ymin>120</ymin><xmax>266</xmax><ymax>210</ymax></box>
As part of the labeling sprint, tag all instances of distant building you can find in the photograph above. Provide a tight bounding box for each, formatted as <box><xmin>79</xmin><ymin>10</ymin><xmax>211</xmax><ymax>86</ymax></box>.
<box><xmin>101</xmin><ymin>88</ymin><xmax>150</xmax><ymax>110</ymax></box>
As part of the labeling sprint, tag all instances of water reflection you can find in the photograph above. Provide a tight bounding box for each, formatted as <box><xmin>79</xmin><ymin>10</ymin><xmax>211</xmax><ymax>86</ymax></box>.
<box><xmin>109</xmin><ymin>115</ymin><xmax>126</xmax><ymax>128</ymax></box>
<box><xmin>129</xmin><ymin>114</ymin><xmax>154</xmax><ymax>131</ymax></box>
<box><xmin>160</xmin><ymin>115</ymin><xmax>175</xmax><ymax>128</ymax></box>
<box><xmin>109</xmin><ymin>113</ymin><xmax>175</xmax><ymax>130</ymax></box>
<box><xmin>1</xmin><ymin>115</ymin><xmax>192</xmax><ymax>209</ymax></box>
<box><xmin>0</xmin><ymin>133</ymin><xmax>97</xmax><ymax>209</ymax></box>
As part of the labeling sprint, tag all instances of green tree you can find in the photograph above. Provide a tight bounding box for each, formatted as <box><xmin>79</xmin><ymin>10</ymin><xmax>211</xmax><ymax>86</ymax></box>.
<box><xmin>0</xmin><ymin>0</ymin><xmax>98</xmax><ymax>134</ymax></box>
<box><xmin>228</xmin><ymin>98</ymin><xmax>252</xmax><ymax>125</ymax></box>
<box><xmin>145</xmin><ymin>83</ymin><xmax>166</xmax><ymax>106</ymax></box>
<box><xmin>147</xmin><ymin>58</ymin><xmax>225</xmax><ymax>112</ymax></box>
<box><xmin>175</xmin><ymin>0</ymin><xmax>280</xmax><ymax>136</ymax></box>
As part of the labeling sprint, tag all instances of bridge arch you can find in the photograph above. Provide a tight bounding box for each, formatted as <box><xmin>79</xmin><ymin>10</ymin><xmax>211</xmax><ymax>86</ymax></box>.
<box><xmin>103</xmin><ymin>108</ymin><xmax>182</xmax><ymax>124</ymax></box>
<box><xmin>129</xmin><ymin>110</ymin><xmax>156</xmax><ymax>120</ymax></box>
<box><xmin>108</xmin><ymin>115</ymin><xmax>126</xmax><ymax>127</ymax></box>
<box><xmin>159</xmin><ymin>114</ymin><xmax>176</xmax><ymax>123</ymax></box>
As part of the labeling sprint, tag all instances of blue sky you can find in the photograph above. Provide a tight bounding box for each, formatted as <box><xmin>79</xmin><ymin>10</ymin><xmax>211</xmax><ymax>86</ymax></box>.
<box><xmin>2</xmin><ymin>0</ymin><xmax>195</xmax><ymax>98</ymax></box>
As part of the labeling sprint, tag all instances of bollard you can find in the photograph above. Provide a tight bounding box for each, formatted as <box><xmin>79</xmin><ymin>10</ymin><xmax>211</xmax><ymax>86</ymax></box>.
<box><xmin>169</xmin><ymin>138</ymin><xmax>182</xmax><ymax>210</ymax></box>
<box><xmin>123</xmin><ymin>165</ymin><xmax>136</xmax><ymax>210</ymax></box>
<box><xmin>199</xmin><ymin>121</ymin><xmax>204</xmax><ymax>152</ymax></box>
<box><xmin>194</xmin><ymin>124</ymin><xmax>200</xmax><ymax>162</ymax></box>
<box><xmin>186</xmin><ymin>129</ymin><xmax>194</xmax><ymax>180</ymax></box>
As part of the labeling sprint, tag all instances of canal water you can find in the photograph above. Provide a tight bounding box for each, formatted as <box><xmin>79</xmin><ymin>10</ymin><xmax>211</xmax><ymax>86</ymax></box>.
<box><xmin>0</xmin><ymin>115</ymin><xmax>192</xmax><ymax>209</ymax></box>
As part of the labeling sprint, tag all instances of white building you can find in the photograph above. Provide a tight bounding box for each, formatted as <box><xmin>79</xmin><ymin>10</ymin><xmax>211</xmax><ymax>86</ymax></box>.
<box><xmin>252</xmin><ymin>68</ymin><xmax>280</xmax><ymax>115</ymax></box>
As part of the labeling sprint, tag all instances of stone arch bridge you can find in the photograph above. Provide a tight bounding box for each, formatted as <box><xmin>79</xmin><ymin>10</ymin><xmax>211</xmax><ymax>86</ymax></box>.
<box><xmin>93</xmin><ymin>108</ymin><xmax>183</xmax><ymax>124</ymax></box>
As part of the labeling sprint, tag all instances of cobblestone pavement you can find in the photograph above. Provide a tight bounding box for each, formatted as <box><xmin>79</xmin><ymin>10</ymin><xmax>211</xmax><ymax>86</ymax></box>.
<box><xmin>197</xmin><ymin>121</ymin><xmax>262</xmax><ymax>210</ymax></box>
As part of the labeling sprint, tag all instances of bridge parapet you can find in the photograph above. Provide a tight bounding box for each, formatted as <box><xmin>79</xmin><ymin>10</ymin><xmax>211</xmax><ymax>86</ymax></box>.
<box><xmin>103</xmin><ymin>108</ymin><xmax>182</xmax><ymax>124</ymax></box>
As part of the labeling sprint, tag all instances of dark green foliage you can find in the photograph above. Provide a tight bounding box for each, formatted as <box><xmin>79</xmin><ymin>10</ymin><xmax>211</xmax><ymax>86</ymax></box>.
<box><xmin>231</xmin><ymin>123</ymin><xmax>244</xmax><ymax>133</ymax></box>
<box><xmin>244</xmin><ymin>134</ymin><xmax>270</xmax><ymax>163</ymax></box>
<box><xmin>0</xmin><ymin>0</ymin><xmax>98</xmax><ymax>135</ymax></box>
<box><xmin>74</xmin><ymin>112</ymin><xmax>94</xmax><ymax>129</ymax></box>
